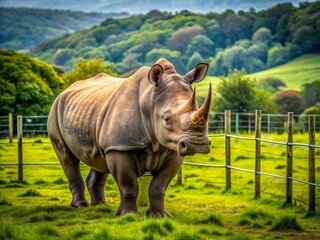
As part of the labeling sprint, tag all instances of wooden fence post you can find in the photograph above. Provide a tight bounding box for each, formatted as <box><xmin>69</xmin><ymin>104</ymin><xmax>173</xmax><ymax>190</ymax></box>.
<box><xmin>225</xmin><ymin>110</ymin><xmax>231</xmax><ymax>190</ymax></box>
<box><xmin>308</xmin><ymin>115</ymin><xmax>316</xmax><ymax>213</ymax></box>
<box><xmin>286</xmin><ymin>112</ymin><xmax>293</xmax><ymax>204</ymax></box>
<box><xmin>267</xmin><ymin>114</ymin><xmax>271</xmax><ymax>134</ymax></box>
<box><xmin>255</xmin><ymin>110</ymin><xmax>261</xmax><ymax>199</ymax></box>
<box><xmin>235</xmin><ymin>113</ymin><xmax>239</xmax><ymax>143</ymax></box>
<box><xmin>17</xmin><ymin>115</ymin><xmax>23</xmax><ymax>183</ymax></box>
<box><xmin>248</xmin><ymin>114</ymin><xmax>251</xmax><ymax>134</ymax></box>
<box><xmin>9</xmin><ymin>113</ymin><xmax>13</xmax><ymax>143</ymax></box>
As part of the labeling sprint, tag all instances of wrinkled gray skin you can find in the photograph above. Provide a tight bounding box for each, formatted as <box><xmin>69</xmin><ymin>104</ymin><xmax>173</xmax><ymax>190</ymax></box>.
<box><xmin>48</xmin><ymin>58</ymin><xmax>211</xmax><ymax>218</ymax></box>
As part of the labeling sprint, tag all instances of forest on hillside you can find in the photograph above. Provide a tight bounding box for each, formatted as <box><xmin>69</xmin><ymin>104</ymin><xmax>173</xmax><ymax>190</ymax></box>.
<box><xmin>0</xmin><ymin>0</ymin><xmax>309</xmax><ymax>13</ymax></box>
<box><xmin>0</xmin><ymin>7</ymin><xmax>128</xmax><ymax>50</ymax></box>
<box><xmin>30</xmin><ymin>1</ymin><xmax>320</xmax><ymax>76</ymax></box>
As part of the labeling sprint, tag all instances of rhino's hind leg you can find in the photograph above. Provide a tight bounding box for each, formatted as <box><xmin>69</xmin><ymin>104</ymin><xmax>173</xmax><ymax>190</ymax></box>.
<box><xmin>86</xmin><ymin>168</ymin><xmax>108</xmax><ymax>205</ymax></box>
<box><xmin>50</xmin><ymin>137</ymin><xmax>89</xmax><ymax>208</ymax></box>
<box><xmin>106</xmin><ymin>151</ymin><xmax>140</xmax><ymax>216</ymax></box>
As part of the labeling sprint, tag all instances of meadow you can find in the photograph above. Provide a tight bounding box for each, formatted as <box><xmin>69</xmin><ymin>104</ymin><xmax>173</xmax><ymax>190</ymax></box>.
<box><xmin>0</xmin><ymin>133</ymin><xmax>319</xmax><ymax>239</ymax></box>
<box><xmin>193</xmin><ymin>54</ymin><xmax>320</xmax><ymax>99</ymax></box>
<box><xmin>249</xmin><ymin>54</ymin><xmax>320</xmax><ymax>90</ymax></box>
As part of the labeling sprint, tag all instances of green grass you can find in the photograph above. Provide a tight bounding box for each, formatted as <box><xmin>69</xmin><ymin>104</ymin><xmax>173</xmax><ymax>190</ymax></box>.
<box><xmin>249</xmin><ymin>54</ymin><xmax>320</xmax><ymax>89</ymax></box>
<box><xmin>0</xmin><ymin>134</ymin><xmax>320</xmax><ymax>239</ymax></box>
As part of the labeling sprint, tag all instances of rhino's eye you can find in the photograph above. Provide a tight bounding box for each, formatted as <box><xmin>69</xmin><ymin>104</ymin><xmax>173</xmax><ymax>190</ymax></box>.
<box><xmin>163</xmin><ymin>116</ymin><xmax>172</xmax><ymax>126</ymax></box>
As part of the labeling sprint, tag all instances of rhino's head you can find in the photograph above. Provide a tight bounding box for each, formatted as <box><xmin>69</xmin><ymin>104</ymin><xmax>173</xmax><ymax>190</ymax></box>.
<box><xmin>147</xmin><ymin>58</ymin><xmax>211</xmax><ymax>156</ymax></box>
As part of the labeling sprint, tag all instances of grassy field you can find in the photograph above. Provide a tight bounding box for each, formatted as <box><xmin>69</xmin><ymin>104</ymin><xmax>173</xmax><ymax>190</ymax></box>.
<box><xmin>249</xmin><ymin>54</ymin><xmax>320</xmax><ymax>90</ymax></box>
<box><xmin>0</xmin><ymin>134</ymin><xmax>320</xmax><ymax>239</ymax></box>
<box><xmin>195</xmin><ymin>54</ymin><xmax>320</xmax><ymax>99</ymax></box>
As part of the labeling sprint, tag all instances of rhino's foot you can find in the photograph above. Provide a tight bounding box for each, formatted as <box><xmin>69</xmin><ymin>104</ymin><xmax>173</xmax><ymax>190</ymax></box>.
<box><xmin>70</xmin><ymin>200</ymin><xmax>89</xmax><ymax>208</ymax></box>
<box><xmin>115</xmin><ymin>206</ymin><xmax>140</xmax><ymax>216</ymax></box>
<box><xmin>146</xmin><ymin>208</ymin><xmax>173</xmax><ymax>218</ymax></box>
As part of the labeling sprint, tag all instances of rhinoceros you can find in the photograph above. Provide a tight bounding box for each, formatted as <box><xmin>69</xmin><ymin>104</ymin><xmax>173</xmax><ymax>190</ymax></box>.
<box><xmin>48</xmin><ymin>58</ymin><xmax>211</xmax><ymax>217</ymax></box>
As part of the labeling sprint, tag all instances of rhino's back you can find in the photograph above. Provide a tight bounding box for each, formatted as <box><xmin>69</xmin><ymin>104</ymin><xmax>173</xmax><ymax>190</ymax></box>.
<box><xmin>48</xmin><ymin>73</ymin><xmax>125</xmax><ymax>166</ymax></box>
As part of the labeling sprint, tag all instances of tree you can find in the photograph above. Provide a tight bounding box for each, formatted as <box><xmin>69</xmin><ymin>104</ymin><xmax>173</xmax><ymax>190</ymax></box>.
<box><xmin>187</xmin><ymin>52</ymin><xmax>203</xmax><ymax>71</ymax></box>
<box><xmin>167</xmin><ymin>26</ymin><xmax>203</xmax><ymax>53</ymax></box>
<box><xmin>63</xmin><ymin>58</ymin><xmax>116</xmax><ymax>87</ymax></box>
<box><xmin>247</xmin><ymin>43</ymin><xmax>268</xmax><ymax>63</ymax></box>
<box><xmin>214</xmin><ymin>46</ymin><xmax>248</xmax><ymax>75</ymax></box>
<box><xmin>273</xmin><ymin>90</ymin><xmax>305</xmax><ymax>114</ymax></box>
<box><xmin>213</xmin><ymin>70</ymin><xmax>277</xmax><ymax>113</ymax></box>
<box><xmin>252</xmin><ymin>27</ymin><xmax>272</xmax><ymax>45</ymax></box>
<box><xmin>145</xmin><ymin>48</ymin><xmax>186</xmax><ymax>73</ymax></box>
<box><xmin>53</xmin><ymin>48</ymin><xmax>76</xmax><ymax>66</ymax></box>
<box><xmin>257</xmin><ymin>77</ymin><xmax>287</xmax><ymax>94</ymax></box>
<box><xmin>204</xmin><ymin>19</ymin><xmax>225</xmax><ymax>49</ymax></box>
<box><xmin>292</xmin><ymin>26</ymin><xmax>316</xmax><ymax>53</ymax></box>
<box><xmin>0</xmin><ymin>49</ymin><xmax>64</xmax><ymax>115</ymax></box>
<box><xmin>221</xmin><ymin>13</ymin><xmax>252</xmax><ymax>44</ymax></box>
<box><xmin>186</xmin><ymin>35</ymin><xmax>214</xmax><ymax>59</ymax></box>
<box><xmin>267</xmin><ymin>43</ymin><xmax>300</xmax><ymax>68</ymax></box>
<box><xmin>301</xmin><ymin>103</ymin><xmax>320</xmax><ymax>115</ymax></box>
<box><xmin>301</xmin><ymin>80</ymin><xmax>320</xmax><ymax>108</ymax></box>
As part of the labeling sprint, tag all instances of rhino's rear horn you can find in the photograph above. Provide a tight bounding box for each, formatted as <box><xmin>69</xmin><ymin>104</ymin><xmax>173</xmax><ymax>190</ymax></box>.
<box><xmin>191</xmin><ymin>83</ymin><xmax>212</xmax><ymax>125</ymax></box>
<box><xmin>183</xmin><ymin>88</ymin><xmax>197</xmax><ymax>112</ymax></box>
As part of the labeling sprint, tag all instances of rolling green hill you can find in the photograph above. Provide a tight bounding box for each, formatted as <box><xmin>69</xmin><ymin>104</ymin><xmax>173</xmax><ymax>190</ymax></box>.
<box><xmin>0</xmin><ymin>7</ymin><xmax>128</xmax><ymax>50</ymax></box>
<box><xmin>30</xmin><ymin>2</ymin><xmax>320</xmax><ymax>76</ymax></box>
<box><xmin>249</xmin><ymin>54</ymin><xmax>320</xmax><ymax>89</ymax></box>
<box><xmin>194</xmin><ymin>54</ymin><xmax>320</xmax><ymax>100</ymax></box>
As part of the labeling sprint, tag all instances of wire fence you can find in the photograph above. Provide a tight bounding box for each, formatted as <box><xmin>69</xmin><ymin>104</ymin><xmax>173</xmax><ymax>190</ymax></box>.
<box><xmin>0</xmin><ymin>112</ymin><xmax>320</xmax><ymax>140</ymax></box>
<box><xmin>0</xmin><ymin>111</ymin><xmax>319</xmax><ymax>213</ymax></box>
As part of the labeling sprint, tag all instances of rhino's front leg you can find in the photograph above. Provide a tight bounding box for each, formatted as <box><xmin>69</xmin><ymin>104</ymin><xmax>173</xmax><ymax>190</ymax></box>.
<box><xmin>106</xmin><ymin>151</ymin><xmax>140</xmax><ymax>216</ymax></box>
<box><xmin>147</xmin><ymin>152</ymin><xmax>183</xmax><ymax>218</ymax></box>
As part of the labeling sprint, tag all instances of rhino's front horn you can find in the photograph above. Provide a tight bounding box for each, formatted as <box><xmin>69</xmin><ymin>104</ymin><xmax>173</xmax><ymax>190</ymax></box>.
<box><xmin>183</xmin><ymin>88</ymin><xmax>197</xmax><ymax>112</ymax></box>
<box><xmin>191</xmin><ymin>83</ymin><xmax>212</xmax><ymax>125</ymax></box>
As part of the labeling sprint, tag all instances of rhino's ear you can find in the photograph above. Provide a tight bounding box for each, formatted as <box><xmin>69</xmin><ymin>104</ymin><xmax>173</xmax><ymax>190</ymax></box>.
<box><xmin>184</xmin><ymin>63</ymin><xmax>209</xmax><ymax>84</ymax></box>
<box><xmin>148</xmin><ymin>64</ymin><xmax>164</xmax><ymax>86</ymax></box>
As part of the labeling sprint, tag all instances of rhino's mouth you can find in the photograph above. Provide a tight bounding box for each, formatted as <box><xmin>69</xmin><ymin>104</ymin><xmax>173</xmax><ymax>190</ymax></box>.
<box><xmin>177</xmin><ymin>137</ymin><xmax>211</xmax><ymax>156</ymax></box>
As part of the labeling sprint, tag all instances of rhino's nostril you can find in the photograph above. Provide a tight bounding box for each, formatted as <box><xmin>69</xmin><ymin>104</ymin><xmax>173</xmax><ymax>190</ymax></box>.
<box><xmin>180</xmin><ymin>141</ymin><xmax>186</xmax><ymax>149</ymax></box>
<box><xmin>178</xmin><ymin>140</ymin><xmax>188</xmax><ymax>156</ymax></box>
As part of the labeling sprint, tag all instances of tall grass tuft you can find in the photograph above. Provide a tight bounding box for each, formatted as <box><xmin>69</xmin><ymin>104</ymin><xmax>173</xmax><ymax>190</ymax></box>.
<box><xmin>270</xmin><ymin>216</ymin><xmax>303</xmax><ymax>231</ymax></box>
<box><xmin>199</xmin><ymin>213</ymin><xmax>224</xmax><ymax>226</ymax></box>
<box><xmin>37</xmin><ymin>224</ymin><xmax>60</xmax><ymax>237</ymax></box>
<box><xmin>142</xmin><ymin>220</ymin><xmax>167</xmax><ymax>236</ymax></box>
<box><xmin>53</xmin><ymin>177</ymin><xmax>66</xmax><ymax>184</ymax></box>
<box><xmin>70</xmin><ymin>227</ymin><xmax>90</xmax><ymax>238</ymax></box>
<box><xmin>242</xmin><ymin>209</ymin><xmax>272</xmax><ymax>220</ymax></box>
<box><xmin>173</xmin><ymin>231</ymin><xmax>202</xmax><ymax>240</ymax></box>
<box><xmin>0</xmin><ymin>198</ymin><xmax>12</xmax><ymax>206</ymax></box>
<box><xmin>0</xmin><ymin>221</ymin><xmax>16</xmax><ymax>239</ymax></box>
<box><xmin>18</xmin><ymin>189</ymin><xmax>42</xmax><ymax>197</ymax></box>
<box><xmin>92</xmin><ymin>228</ymin><xmax>112</xmax><ymax>240</ymax></box>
